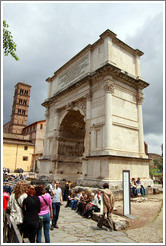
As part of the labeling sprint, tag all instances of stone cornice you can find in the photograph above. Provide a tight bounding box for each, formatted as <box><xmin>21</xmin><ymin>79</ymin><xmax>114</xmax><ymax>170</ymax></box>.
<box><xmin>42</xmin><ymin>76</ymin><xmax>91</xmax><ymax>107</ymax></box>
<box><xmin>42</xmin><ymin>62</ymin><xmax>149</xmax><ymax>108</ymax></box>
<box><xmin>85</xmin><ymin>155</ymin><xmax>150</xmax><ymax>161</ymax></box>
<box><xmin>100</xmin><ymin>29</ymin><xmax>143</xmax><ymax>56</ymax></box>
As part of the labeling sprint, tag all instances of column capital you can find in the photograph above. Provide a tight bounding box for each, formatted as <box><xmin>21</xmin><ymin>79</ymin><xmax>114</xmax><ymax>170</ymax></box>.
<box><xmin>103</xmin><ymin>76</ymin><xmax>115</xmax><ymax>94</ymax></box>
<box><xmin>137</xmin><ymin>92</ymin><xmax>144</xmax><ymax>104</ymax></box>
<box><xmin>103</xmin><ymin>81</ymin><xmax>114</xmax><ymax>94</ymax></box>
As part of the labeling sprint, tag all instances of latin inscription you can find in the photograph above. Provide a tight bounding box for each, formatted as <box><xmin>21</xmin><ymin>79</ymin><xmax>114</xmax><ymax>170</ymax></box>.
<box><xmin>58</xmin><ymin>54</ymin><xmax>89</xmax><ymax>90</ymax></box>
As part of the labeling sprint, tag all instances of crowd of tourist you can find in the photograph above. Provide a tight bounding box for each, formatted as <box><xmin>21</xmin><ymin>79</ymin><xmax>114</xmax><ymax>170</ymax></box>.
<box><xmin>3</xmin><ymin>180</ymin><xmax>54</xmax><ymax>243</ymax></box>
<box><xmin>3</xmin><ymin>175</ymin><xmax>148</xmax><ymax>242</ymax></box>
<box><xmin>3</xmin><ymin>177</ymin><xmax>115</xmax><ymax>242</ymax></box>
<box><xmin>3</xmin><ymin>173</ymin><xmax>28</xmax><ymax>195</ymax></box>
<box><xmin>130</xmin><ymin>177</ymin><xmax>146</xmax><ymax>197</ymax></box>
<box><xmin>65</xmin><ymin>188</ymin><xmax>102</xmax><ymax>219</ymax></box>
<box><xmin>64</xmin><ymin>183</ymin><xmax>115</xmax><ymax>231</ymax></box>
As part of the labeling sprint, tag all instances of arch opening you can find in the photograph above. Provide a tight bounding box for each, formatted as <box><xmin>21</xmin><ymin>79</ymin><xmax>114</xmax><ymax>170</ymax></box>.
<box><xmin>57</xmin><ymin>110</ymin><xmax>85</xmax><ymax>178</ymax></box>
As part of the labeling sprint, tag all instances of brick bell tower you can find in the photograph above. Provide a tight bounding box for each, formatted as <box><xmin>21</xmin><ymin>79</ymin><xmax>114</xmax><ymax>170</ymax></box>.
<box><xmin>9</xmin><ymin>82</ymin><xmax>31</xmax><ymax>134</ymax></box>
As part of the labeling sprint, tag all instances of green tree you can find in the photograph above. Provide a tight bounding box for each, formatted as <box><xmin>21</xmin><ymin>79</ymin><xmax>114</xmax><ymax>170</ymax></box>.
<box><xmin>153</xmin><ymin>158</ymin><xmax>163</xmax><ymax>172</ymax></box>
<box><xmin>157</xmin><ymin>157</ymin><xmax>163</xmax><ymax>172</ymax></box>
<box><xmin>3</xmin><ymin>20</ymin><xmax>19</xmax><ymax>61</ymax></box>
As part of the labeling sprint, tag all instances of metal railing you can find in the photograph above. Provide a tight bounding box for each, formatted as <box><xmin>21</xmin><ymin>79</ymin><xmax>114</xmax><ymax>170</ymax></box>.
<box><xmin>3</xmin><ymin>209</ymin><xmax>30</xmax><ymax>243</ymax></box>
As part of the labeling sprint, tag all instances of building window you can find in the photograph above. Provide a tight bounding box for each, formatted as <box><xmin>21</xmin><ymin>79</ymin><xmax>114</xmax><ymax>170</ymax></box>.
<box><xmin>23</xmin><ymin>100</ymin><xmax>27</xmax><ymax>105</ymax></box>
<box><xmin>24</xmin><ymin>146</ymin><xmax>28</xmax><ymax>150</ymax></box>
<box><xmin>18</xmin><ymin>109</ymin><xmax>21</xmax><ymax>114</ymax></box>
<box><xmin>24</xmin><ymin>90</ymin><xmax>28</xmax><ymax>95</ymax></box>
<box><xmin>19</xmin><ymin>99</ymin><xmax>23</xmax><ymax>104</ymax></box>
<box><xmin>22</xmin><ymin>110</ymin><xmax>25</xmax><ymax>115</ymax></box>
<box><xmin>23</xmin><ymin>156</ymin><xmax>28</xmax><ymax>161</ymax></box>
<box><xmin>40</xmin><ymin>124</ymin><xmax>43</xmax><ymax>129</ymax></box>
<box><xmin>20</xmin><ymin>89</ymin><xmax>24</xmax><ymax>94</ymax></box>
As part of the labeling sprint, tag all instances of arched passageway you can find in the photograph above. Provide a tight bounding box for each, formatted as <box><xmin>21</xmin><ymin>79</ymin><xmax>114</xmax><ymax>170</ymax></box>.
<box><xmin>57</xmin><ymin>110</ymin><xmax>85</xmax><ymax>177</ymax></box>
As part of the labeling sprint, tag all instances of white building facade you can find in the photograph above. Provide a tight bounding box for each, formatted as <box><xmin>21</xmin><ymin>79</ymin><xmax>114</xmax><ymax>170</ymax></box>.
<box><xmin>39</xmin><ymin>29</ymin><xmax>152</xmax><ymax>189</ymax></box>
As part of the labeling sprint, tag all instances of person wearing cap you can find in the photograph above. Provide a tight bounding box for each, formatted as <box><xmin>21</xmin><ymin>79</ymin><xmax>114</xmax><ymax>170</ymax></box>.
<box><xmin>97</xmin><ymin>183</ymin><xmax>115</xmax><ymax>231</ymax></box>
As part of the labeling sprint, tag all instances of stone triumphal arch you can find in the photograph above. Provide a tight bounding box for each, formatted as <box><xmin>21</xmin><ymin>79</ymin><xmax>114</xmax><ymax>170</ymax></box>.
<box><xmin>39</xmin><ymin>29</ymin><xmax>153</xmax><ymax>189</ymax></box>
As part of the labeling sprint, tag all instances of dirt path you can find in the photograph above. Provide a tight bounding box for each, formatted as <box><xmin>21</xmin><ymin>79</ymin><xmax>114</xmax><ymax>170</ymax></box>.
<box><xmin>125</xmin><ymin>206</ymin><xmax>163</xmax><ymax>243</ymax></box>
<box><xmin>113</xmin><ymin>193</ymin><xmax>163</xmax><ymax>243</ymax></box>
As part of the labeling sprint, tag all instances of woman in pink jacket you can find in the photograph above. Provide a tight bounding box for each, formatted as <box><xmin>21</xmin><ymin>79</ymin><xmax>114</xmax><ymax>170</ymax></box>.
<box><xmin>35</xmin><ymin>185</ymin><xmax>53</xmax><ymax>243</ymax></box>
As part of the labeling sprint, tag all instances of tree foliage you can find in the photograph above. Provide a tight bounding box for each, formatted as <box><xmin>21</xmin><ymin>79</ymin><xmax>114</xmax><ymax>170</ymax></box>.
<box><xmin>153</xmin><ymin>158</ymin><xmax>163</xmax><ymax>172</ymax></box>
<box><xmin>3</xmin><ymin>20</ymin><xmax>19</xmax><ymax>61</ymax></box>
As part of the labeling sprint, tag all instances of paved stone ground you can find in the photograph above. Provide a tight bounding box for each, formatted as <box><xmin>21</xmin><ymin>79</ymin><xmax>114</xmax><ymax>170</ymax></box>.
<box><xmin>41</xmin><ymin>193</ymin><xmax>163</xmax><ymax>244</ymax></box>
<box><xmin>42</xmin><ymin>203</ymin><xmax>135</xmax><ymax>244</ymax></box>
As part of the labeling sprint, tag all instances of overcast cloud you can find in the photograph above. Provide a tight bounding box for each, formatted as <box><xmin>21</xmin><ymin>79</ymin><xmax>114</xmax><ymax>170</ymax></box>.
<box><xmin>2</xmin><ymin>1</ymin><xmax>164</xmax><ymax>155</ymax></box>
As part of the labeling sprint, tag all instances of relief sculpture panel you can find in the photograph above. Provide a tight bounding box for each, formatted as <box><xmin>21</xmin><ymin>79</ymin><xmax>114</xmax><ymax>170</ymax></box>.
<box><xmin>58</xmin><ymin>140</ymin><xmax>84</xmax><ymax>159</ymax></box>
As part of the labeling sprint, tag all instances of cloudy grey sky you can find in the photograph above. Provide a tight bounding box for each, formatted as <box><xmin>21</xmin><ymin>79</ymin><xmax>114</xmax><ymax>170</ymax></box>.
<box><xmin>2</xmin><ymin>1</ymin><xmax>164</xmax><ymax>154</ymax></box>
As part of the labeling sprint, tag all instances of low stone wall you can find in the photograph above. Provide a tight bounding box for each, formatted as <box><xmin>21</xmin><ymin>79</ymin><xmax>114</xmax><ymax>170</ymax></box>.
<box><xmin>92</xmin><ymin>212</ymin><xmax>129</xmax><ymax>231</ymax></box>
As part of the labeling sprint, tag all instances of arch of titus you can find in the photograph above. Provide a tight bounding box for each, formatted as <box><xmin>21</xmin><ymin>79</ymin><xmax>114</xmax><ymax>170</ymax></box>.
<box><xmin>39</xmin><ymin>29</ymin><xmax>153</xmax><ymax>189</ymax></box>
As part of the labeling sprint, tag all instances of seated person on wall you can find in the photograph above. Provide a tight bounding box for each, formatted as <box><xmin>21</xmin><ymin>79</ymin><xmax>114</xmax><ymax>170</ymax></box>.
<box><xmin>76</xmin><ymin>191</ymin><xmax>86</xmax><ymax>214</ymax></box>
<box><xmin>70</xmin><ymin>189</ymin><xmax>82</xmax><ymax>210</ymax></box>
<box><xmin>83</xmin><ymin>193</ymin><xmax>100</xmax><ymax>219</ymax></box>
<box><xmin>70</xmin><ymin>190</ymin><xmax>78</xmax><ymax>209</ymax></box>
<box><xmin>136</xmin><ymin>177</ymin><xmax>146</xmax><ymax>196</ymax></box>
<box><xmin>130</xmin><ymin>178</ymin><xmax>137</xmax><ymax>197</ymax></box>
<box><xmin>95</xmin><ymin>190</ymin><xmax>102</xmax><ymax>205</ymax></box>
<box><xmin>65</xmin><ymin>190</ymin><xmax>75</xmax><ymax>207</ymax></box>
<box><xmin>78</xmin><ymin>189</ymin><xmax>92</xmax><ymax>216</ymax></box>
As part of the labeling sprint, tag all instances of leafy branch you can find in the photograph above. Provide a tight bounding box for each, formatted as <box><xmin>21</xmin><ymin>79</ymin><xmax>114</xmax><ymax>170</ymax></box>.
<box><xmin>3</xmin><ymin>20</ymin><xmax>19</xmax><ymax>61</ymax></box>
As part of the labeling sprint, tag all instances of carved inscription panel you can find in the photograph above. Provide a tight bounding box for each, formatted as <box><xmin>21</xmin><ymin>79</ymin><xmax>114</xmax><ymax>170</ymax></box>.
<box><xmin>58</xmin><ymin>54</ymin><xmax>89</xmax><ymax>91</ymax></box>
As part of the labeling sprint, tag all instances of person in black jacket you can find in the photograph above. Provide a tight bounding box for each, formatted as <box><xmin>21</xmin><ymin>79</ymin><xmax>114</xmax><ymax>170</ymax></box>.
<box><xmin>63</xmin><ymin>181</ymin><xmax>69</xmax><ymax>201</ymax></box>
<box><xmin>23</xmin><ymin>188</ymin><xmax>41</xmax><ymax>243</ymax></box>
